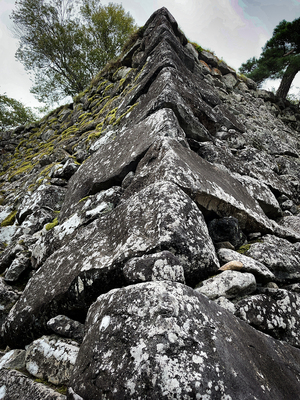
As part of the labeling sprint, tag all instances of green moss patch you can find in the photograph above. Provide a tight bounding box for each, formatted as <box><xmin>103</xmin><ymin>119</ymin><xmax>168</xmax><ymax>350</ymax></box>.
<box><xmin>8</xmin><ymin>162</ymin><xmax>34</xmax><ymax>181</ymax></box>
<box><xmin>1</xmin><ymin>210</ymin><xmax>17</xmax><ymax>227</ymax></box>
<box><xmin>45</xmin><ymin>217</ymin><xmax>58</xmax><ymax>231</ymax></box>
<box><xmin>237</xmin><ymin>244</ymin><xmax>251</xmax><ymax>254</ymax></box>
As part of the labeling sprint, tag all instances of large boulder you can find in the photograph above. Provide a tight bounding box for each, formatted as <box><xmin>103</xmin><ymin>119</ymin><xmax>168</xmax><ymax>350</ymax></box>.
<box><xmin>0</xmin><ymin>369</ymin><xmax>66</xmax><ymax>400</ymax></box>
<box><xmin>25</xmin><ymin>335</ymin><xmax>79</xmax><ymax>385</ymax></box>
<box><xmin>17</xmin><ymin>184</ymin><xmax>66</xmax><ymax>224</ymax></box>
<box><xmin>124</xmin><ymin>137</ymin><xmax>274</xmax><ymax>233</ymax></box>
<box><xmin>31</xmin><ymin>186</ymin><xmax>122</xmax><ymax>269</ymax></box>
<box><xmin>197</xmin><ymin>142</ymin><xmax>293</xmax><ymax>200</ymax></box>
<box><xmin>1</xmin><ymin>182</ymin><xmax>219</xmax><ymax>347</ymax></box>
<box><xmin>277</xmin><ymin>215</ymin><xmax>300</xmax><ymax>236</ymax></box>
<box><xmin>196</xmin><ymin>270</ymin><xmax>256</xmax><ymax>300</ymax></box>
<box><xmin>235</xmin><ymin>289</ymin><xmax>300</xmax><ymax>348</ymax></box>
<box><xmin>217</xmin><ymin>248</ymin><xmax>275</xmax><ymax>282</ymax></box>
<box><xmin>60</xmin><ymin>108</ymin><xmax>186</xmax><ymax>220</ymax></box>
<box><xmin>246</xmin><ymin>235</ymin><xmax>300</xmax><ymax>281</ymax></box>
<box><xmin>231</xmin><ymin>173</ymin><xmax>282</xmax><ymax>218</ymax></box>
<box><xmin>68</xmin><ymin>281</ymin><xmax>300</xmax><ymax>400</ymax></box>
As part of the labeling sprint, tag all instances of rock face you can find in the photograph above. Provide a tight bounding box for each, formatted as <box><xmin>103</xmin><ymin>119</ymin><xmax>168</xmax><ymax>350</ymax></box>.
<box><xmin>0</xmin><ymin>369</ymin><xmax>66</xmax><ymax>400</ymax></box>
<box><xmin>195</xmin><ymin>270</ymin><xmax>256</xmax><ymax>300</ymax></box>
<box><xmin>69</xmin><ymin>281</ymin><xmax>300</xmax><ymax>400</ymax></box>
<box><xmin>1</xmin><ymin>6</ymin><xmax>300</xmax><ymax>400</ymax></box>
<box><xmin>25</xmin><ymin>335</ymin><xmax>79</xmax><ymax>385</ymax></box>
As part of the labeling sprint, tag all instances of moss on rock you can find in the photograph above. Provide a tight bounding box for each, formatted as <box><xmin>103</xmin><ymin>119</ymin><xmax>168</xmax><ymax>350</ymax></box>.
<box><xmin>45</xmin><ymin>217</ymin><xmax>58</xmax><ymax>231</ymax></box>
<box><xmin>1</xmin><ymin>210</ymin><xmax>17</xmax><ymax>227</ymax></box>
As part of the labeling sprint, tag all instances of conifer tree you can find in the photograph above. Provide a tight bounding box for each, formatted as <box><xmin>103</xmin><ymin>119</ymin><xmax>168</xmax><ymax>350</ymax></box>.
<box><xmin>239</xmin><ymin>18</ymin><xmax>300</xmax><ymax>99</ymax></box>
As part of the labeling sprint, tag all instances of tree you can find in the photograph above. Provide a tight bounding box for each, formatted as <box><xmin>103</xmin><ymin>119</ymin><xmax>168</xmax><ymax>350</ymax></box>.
<box><xmin>11</xmin><ymin>0</ymin><xmax>137</xmax><ymax>105</ymax></box>
<box><xmin>0</xmin><ymin>94</ymin><xmax>37</xmax><ymax>131</ymax></box>
<box><xmin>239</xmin><ymin>18</ymin><xmax>300</xmax><ymax>99</ymax></box>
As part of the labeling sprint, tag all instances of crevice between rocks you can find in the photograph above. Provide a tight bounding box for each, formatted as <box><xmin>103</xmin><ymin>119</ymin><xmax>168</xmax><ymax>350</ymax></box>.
<box><xmin>88</xmin><ymin>150</ymin><xmax>149</xmax><ymax>196</ymax></box>
<box><xmin>127</xmin><ymin>63</ymin><xmax>178</xmax><ymax>107</ymax></box>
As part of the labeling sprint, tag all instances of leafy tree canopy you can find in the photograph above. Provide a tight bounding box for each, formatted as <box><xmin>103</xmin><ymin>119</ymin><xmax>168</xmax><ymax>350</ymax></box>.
<box><xmin>0</xmin><ymin>93</ymin><xmax>37</xmax><ymax>131</ymax></box>
<box><xmin>239</xmin><ymin>17</ymin><xmax>300</xmax><ymax>99</ymax></box>
<box><xmin>11</xmin><ymin>0</ymin><xmax>137</xmax><ymax>105</ymax></box>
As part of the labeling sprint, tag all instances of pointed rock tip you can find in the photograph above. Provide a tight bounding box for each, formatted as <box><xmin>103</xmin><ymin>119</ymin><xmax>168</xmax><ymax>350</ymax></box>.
<box><xmin>143</xmin><ymin>7</ymin><xmax>188</xmax><ymax>45</ymax></box>
<box><xmin>153</xmin><ymin>7</ymin><xmax>177</xmax><ymax>21</ymax></box>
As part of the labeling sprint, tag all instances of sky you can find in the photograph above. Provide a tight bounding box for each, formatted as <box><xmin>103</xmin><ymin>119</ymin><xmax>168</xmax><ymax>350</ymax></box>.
<box><xmin>1</xmin><ymin>0</ymin><xmax>300</xmax><ymax>111</ymax></box>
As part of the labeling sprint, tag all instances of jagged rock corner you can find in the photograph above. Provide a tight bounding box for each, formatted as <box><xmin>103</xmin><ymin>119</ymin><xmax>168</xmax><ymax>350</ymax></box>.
<box><xmin>1</xmin><ymin>7</ymin><xmax>300</xmax><ymax>399</ymax></box>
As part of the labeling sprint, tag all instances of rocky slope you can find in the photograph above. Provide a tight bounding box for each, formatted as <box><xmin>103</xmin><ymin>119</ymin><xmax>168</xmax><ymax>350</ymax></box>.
<box><xmin>1</xmin><ymin>7</ymin><xmax>300</xmax><ymax>399</ymax></box>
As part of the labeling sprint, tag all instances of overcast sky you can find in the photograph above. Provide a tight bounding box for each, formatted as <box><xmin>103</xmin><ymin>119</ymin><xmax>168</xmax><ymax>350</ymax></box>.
<box><xmin>1</xmin><ymin>0</ymin><xmax>300</xmax><ymax>110</ymax></box>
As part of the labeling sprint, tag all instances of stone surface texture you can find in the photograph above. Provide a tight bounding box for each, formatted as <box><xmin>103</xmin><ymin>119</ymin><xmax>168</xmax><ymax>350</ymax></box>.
<box><xmin>0</xmin><ymin>369</ymin><xmax>66</xmax><ymax>400</ymax></box>
<box><xmin>196</xmin><ymin>270</ymin><xmax>256</xmax><ymax>300</ymax></box>
<box><xmin>25</xmin><ymin>335</ymin><xmax>79</xmax><ymax>385</ymax></box>
<box><xmin>235</xmin><ymin>289</ymin><xmax>300</xmax><ymax>348</ymax></box>
<box><xmin>69</xmin><ymin>281</ymin><xmax>300</xmax><ymax>400</ymax></box>
<box><xmin>0</xmin><ymin>6</ymin><xmax>300</xmax><ymax>399</ymax></box>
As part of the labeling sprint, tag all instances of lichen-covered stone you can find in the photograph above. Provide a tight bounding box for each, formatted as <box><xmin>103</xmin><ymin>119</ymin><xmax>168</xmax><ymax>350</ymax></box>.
<box><xmin>221</xmin><ymin>73</ymin><xmax>238</xmax><ymax>90</ymax></box>
<box><xmin>47</xmin><ymin>316</ymin><xmax>84</xmax><ymax>343</ymax></box>
<box><xmin>214</xmin><ymin>296</ymin><xmax>236</xmax><ymax>313</ymax></box>
<box><xmin>217</xmin><ymin>248</ymin><xmax>275</xmax><ymax>282</ymax></box>
<box><xmin>68</xmin><ymin>281</ymin><xmax>300</xmax><ymax>400</ymax></box>
<box><xmin>0</xmin><ymin>368</ymin><xmax>66</xmax><ymax>399</ymax></box>
<box><xmin>31</xmin><ymin>186</ymin><xmax>122</xmax><ymax>269</ymax></box>
<box><xmin>25</xmin><ymin>335</ymin><xmax>79</xmax><ymax>385</ymax></box>
<box><xmin>0</xmin><ymin>243</ymin><xmax>24</xmax><ymax>273</ymax></box>
<box><xmin>232</xmin><ymin>172</ymin><xmax>282</xmax><ymax>218</ymax></box>
<box><xmin>246</xmin><ymin>234</ymin><xmax>300</xmax><ymax>281</ymax></box>
<box><xmin>196</xmin><ymin>270</ymin><xmax>256</xmax><ymax>300</ymax></box>
<box><xmin>4</xmin><ymin>252</ymin><xmax>31</xmax><ymax>282</ymax></box>
<box><xmin>124</xmin><ymin>137</ymin><xmax>274</xmax><ymax>233</ymax></box>
<box><xmin>0</xmin><ymin>278</ymin><xmax>20</xmax><ymax>324</ymax></box>
<box><xmin>1</xmin><ymin>182</ymin><xmax>219</xmax><ymax>347</ymax></box>
<box><xmin>235</xmin><ymin>289</ymin><xmax>300</xmax><ymax>348</ymax></box>
<box><xmin>277</xmin><ymin>215</ymin><xmax>300</xmax><ymax>236</ymax></box>
<box><xmin>17</xmin><ymin>185</ymin><xmax>66</xmax><ymax>224</ymax></box>
<box><xmin>51</xmin><ymin>159</ymin><xmax>79</xmax><ymax>180</ymax></box>
<box><xmin>21</xmin><ymin>208</ymin><xmax>54</xmax><ymax>235</ymax></box>
<box><xmin>0</xmin><ymin>349</ymin><xmax>25</xmax><ymax>370</ymax></box>
<box><xmin>60</xmin><ymin>108</ymin><xmax>186</xmax><ymax>221</ymax></box>
<box><xmin>123</xmin><ymin>251</ymin><xmax>185</xmax><ymax>284</ymax></box>
<box><xmin>197</xmin><ymin>141</ymin><xmax>293</xmax><ymax>202</ymax></box>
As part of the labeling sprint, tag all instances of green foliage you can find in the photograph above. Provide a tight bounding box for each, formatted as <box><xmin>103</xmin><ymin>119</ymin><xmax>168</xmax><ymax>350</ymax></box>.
<box><xmin>81</xmin><ymin>0</ymin><xmax>137</xmax><ymax>64</ymax></box>
<box><xmin>0</xmin><ymin>94</ymin><xmax>36</xmax><ymax>131</ymax></box>
<box><xmin>11</xmin><ymin>0</ymin><xmax>137</xmax><ymax>105</ymax></box>
<box><xmin>239</xmin><ymin>17</ymin><xmax>300</xmax><ymax>99</ymax></box>
<box><xmin>190</xmin><ymin>41</ymin><xmax>204</xmax><ymax>54</ymax></box>
<box><xmin>239</xmin><ymin>57</ymin><xmax>259</xmax><ymax>76</ymax></box>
